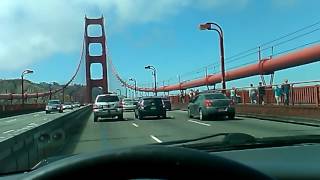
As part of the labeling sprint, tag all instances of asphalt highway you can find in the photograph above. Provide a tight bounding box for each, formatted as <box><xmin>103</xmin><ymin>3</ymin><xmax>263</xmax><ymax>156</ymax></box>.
<box><xmin>60</xmin><ymin>110</ymin><xmax>320</xmax><ymax>154</ymax></box>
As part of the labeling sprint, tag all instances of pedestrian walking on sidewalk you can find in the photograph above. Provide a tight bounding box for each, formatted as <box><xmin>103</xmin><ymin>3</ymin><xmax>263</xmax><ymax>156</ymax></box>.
<box><xmin>281</xmin><ymin>79</ymin><xmax>290</xmax><ymax>106</ymax></box>
<box><xmin>248</xmin><ymin>84</ymin><xmax>257</xmax><ymax>104</ymax></box>
<box><xmin>273</xmin><ymin>85</ymin><xmax>282</xmax><ymax>105</ymax></box>
<box><xmin>230</xmin><ymin>87</ymin><xmax>237</xmax><ymax>103</ymax></box>
<box><xmin>258</xmin><ymin>82</ymin><xmax>266</xmax><ymax>105</ymax></box>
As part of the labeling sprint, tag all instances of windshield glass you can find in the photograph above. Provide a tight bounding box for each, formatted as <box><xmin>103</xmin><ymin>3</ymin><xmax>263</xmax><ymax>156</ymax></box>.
<box><xmin>205</xmin><ymin>94</ymin><xmax>227</xmax><ymax>100</ymax></box>
<box><xmin>48</xmin><ymin>100</ymin><xmax>60</xmax><ymax>104</ymax></box>
<box><xmin>97</xmin><ymin>95</ymin><xmax>119</xmax><ymax>102</ymax></box>
<box><xmin>1</xmin><ymin>1</ymin><xmax>320</xmax><ymax>176</ymax></box>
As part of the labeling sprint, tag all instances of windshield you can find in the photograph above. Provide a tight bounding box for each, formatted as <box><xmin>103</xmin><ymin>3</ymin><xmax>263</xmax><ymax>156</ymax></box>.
<box><xmin>204</xmin><ymin>94</ymin><xmax>227</xmax><ymax>100</ymax></box>
<box><xmin>48</xmin><ymin>100</ymin><xmax>60</xmax><ymax>104</ymax></box>
<box><xmin>1</xmin><ymin>1</ymin><xmax>320</xmax><ymax>176</ymax></box>
<box><xmin>97</xmin><ymin>95</ymin><xmax>119</xmax><ymax>102</ymax></box>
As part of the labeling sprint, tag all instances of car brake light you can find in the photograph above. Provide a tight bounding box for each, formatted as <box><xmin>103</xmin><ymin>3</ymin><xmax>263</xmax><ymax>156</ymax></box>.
<box><xmin>229</xmin><ymin>100</ymin><xmax>235</xmax><ymax>106</ymax></box>
<box><xmin>118</xmin><ymin>102</ymin><xmax>123</xmax><ymax>108</ymax></box>
<box><xmin>93</xmin><ymin>104</ymin><xmax>99</xmax><ymax>109</ymax></box>
<box><xmin>204</xmin><ymin>100</ymin><xmax>213</xmax><ymax>107</ymax></box>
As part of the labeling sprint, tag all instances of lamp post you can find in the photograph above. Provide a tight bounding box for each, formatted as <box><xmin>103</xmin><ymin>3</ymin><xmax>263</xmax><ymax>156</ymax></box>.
<box><xmin>116</xmin><ymin>88</ymin><xmax>121</xmax><ymax>96</ymax></box>
<box><xmin>21</xmin><ymin>69</ymin><xmax>34</xmax><ymax>105</ymax></box>
<box><xmin>145</xmin><ymin>65</ymin><xmax>157</xmax><ymax>96</ymax></box>
<box><xmin>129</xmin><ymin>78</ymin><xmax>137</xmax><ymax>98</ymax></box>
<box><xmin>200</xmin><ymin>22</ymin><xmax>226</xmax><ymax>93</ymax></box>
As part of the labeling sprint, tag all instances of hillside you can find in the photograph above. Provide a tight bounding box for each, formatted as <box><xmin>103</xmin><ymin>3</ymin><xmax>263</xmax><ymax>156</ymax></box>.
<box><xmin>0</xmin><ymin>79</ymin><xmax>86</xmax><ymax>104</ymax></box>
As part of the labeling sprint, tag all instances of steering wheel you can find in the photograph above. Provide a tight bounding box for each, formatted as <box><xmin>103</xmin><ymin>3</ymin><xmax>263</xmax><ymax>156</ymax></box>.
<box><xmin>26</xmin><ymin>145</ymin><xmax>273</xmax><ymax>179</ymax></box>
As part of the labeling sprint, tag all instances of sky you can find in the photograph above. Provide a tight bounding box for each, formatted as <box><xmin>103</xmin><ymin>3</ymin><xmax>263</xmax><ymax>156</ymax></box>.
<box><xmin>1</xmin><ymin>0</ymin><xmax>320</xmax><ymax>94</ymax></box>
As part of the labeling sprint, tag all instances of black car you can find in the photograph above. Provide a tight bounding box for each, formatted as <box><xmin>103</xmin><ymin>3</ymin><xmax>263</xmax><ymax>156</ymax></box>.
<box><xmin>162</xmin><ymin>97</ymin><xmax>172</xmax><ymax>111</ymax></box>
<box><xmin>188</xmin><ymin>93</ymin><xmax>235</xmax><ymax>120</ymax></box>
<box><xmin>135</xmin><ymin>97</ymin><xmax>166</xmax><ymax>120</ymax></box>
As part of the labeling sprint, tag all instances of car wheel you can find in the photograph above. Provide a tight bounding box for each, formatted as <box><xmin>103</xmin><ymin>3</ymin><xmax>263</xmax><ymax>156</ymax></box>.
<box><xmin>94</xmin><ymin>116</ymin><xmax>98</xmax><ymax>122</ymax></box>
<box><xmin>199</xmin><ymin>109</ymin><xmax>207</xmax><ymax>121</ymax></box>
<box><xmin>118</xmin><ymin>114</ymin><xmax>123</xmax><ymax>120</ymax></box>
<box><xmin>228</xmin><ymin>113</ymin><xmax>235</xmax><ymax>120</ymax></box>
<box><xmin>188</xmin><ymin>108</ymin><xmax>193</xmax><ymax>118</ymax></box>
<box><xmin>59</xmin><ymin>110</ymin><xmax>63</xmax><ymax>113</ymax></box>
<box><xmin>138</xmin><ymin>113</ymin><xmax>143</xmax><ymax>120</ymax></box>
<box><xmin>45</xmin><ymin>111</ymin><xmax>49</xmax><ymax>114</ymax></box>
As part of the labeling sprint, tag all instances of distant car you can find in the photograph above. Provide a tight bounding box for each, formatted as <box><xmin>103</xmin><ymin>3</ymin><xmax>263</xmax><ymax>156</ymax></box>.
<box><xmin>63</xmin><ymin>102</ymin><xmax>73</xmax><ymax>110</ymax></box>
<box><xmin>74</xmin><ymin>102</ymin><xmax>81</xmax><ymax>108</ymax></box>
<box><xmin>187</xmin><ymin>93</ymin><xmax>235</xmax><ymax>120</ymax></box>
<box><xmin>122</xmin><ymin>98</ymin><xmax>136</xmax><ymax>111</ymax></box>
<box><xmin>45</xmin><ymin>100</ymin><xmax>63</xmax><ymax>114</ymax></box>
<box><xmin>162</xmin><ymin>97</ymin><xmax>172</xmax><ymax>111</ymax></box>
<box><xmin>93</xmin><ymin>94</ymin><xmax>123</xmax><ymax>122</ymax></box>
<box><xmin>135</xmin><ymin>97</ymin><xmax>166</xmax><ymax>120</ymax></box>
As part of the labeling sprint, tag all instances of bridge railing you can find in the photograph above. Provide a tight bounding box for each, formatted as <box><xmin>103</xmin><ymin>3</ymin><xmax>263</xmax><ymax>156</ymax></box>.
<box><xmin>169</xmin><ymin>80</ymin><xmax>320</xmax><ymax>108</ymax></box>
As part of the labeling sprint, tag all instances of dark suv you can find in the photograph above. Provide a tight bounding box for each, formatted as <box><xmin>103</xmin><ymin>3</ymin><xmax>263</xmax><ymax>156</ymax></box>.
<box><xmin>135</xmin><ymin>97</ymin><xmax>166</xmax><ymax>120</ymax></box>
<box><xmin>162</xmin><ymin>97</ymin><xmax>172</xmax><ymax>111</ymax></box>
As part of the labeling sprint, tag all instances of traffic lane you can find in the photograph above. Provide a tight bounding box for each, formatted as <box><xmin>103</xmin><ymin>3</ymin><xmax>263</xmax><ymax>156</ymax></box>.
<box><xmin>61</xmin><ymin>110</ymin><xmax>320</xmax><ymax>155</ymax></box>
<box><xmin>0</xmin><ymin>109</ymin><xmax>77</xmax><ymax>141</ymax></box>
<box><xmin>61</xmin><ymin>112</ymin><xmax>156</xmax><ymax>154</ymax></box>
<box><xmin>171</xmin><ymin>110</ymin><xmax>320</xmax><ymax>138</ymax></box>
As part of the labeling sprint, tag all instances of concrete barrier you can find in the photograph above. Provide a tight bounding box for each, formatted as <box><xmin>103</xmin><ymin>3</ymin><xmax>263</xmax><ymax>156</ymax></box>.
<box><xmin>0</xmin><ymin>105</ymin><xmax>92</xmax><ymax>174</ymax></box>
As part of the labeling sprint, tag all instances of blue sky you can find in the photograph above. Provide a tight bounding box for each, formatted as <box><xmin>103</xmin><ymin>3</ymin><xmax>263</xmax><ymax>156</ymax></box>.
<box><xmin>1</xmin><ymin>0</ymin><xmax>320</xmax><ymax>93</ymax></box>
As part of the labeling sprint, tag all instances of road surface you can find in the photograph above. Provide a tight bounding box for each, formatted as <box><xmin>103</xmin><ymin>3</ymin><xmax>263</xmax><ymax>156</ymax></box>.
<box><xmin>0</xmin><ymin>109</ymin><xmax>76</xmax><ymax>142</ymax></box>
<box><xmin>61</xmin><ymin>110</ymin><xmax>320</xmax><ymax>154</ymax></box>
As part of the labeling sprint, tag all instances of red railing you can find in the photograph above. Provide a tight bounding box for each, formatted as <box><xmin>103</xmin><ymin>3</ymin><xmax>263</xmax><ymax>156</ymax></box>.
<box><xmin>169</xmin><ymin>80</ymin><xmax>320</xmax><ymax>107</ymax></box>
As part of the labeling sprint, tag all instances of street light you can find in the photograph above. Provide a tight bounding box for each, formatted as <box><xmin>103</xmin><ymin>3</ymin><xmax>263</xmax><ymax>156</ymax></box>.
<box><xmin>21</xmin><ymin>69</ymin><xmax>34</xmax><ymax>105</ymax></box>
<box><xmin>129</xmin><ymin>78</ymin><xmax>137</xmax><ymax>98</ymax></box>
<box><xmin>116</xmin><ymin>88</ymin><xmax>121</xmax><ymax>96</ymax></box>
<box><xmin>199</xmin><ymin>22</ymin><xmax>226</xmax><ymax>93</ymax></box>
<box><xmin>145</xmin><ymin>65</ymin><xmax>157</xmax><ymax>96</ymax></box>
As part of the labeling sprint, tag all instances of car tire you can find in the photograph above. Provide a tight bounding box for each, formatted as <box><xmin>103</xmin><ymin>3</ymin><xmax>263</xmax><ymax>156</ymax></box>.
<box><xmin>199</xmin><ymin>109</ymin><xmax>207</xmax><ymax>121</ymax></box>
<box><xmin>138</xmin><ymin>113</ymin><xmax>143</xmax><ymax>120</ymax></box>
<box><xmin>46</xmin><ymin>111</ymin><xmax>49</xmax><ymax>114</ymax></box>
<box><xmin>94</xmin><ymin>116</ymin><xmax>98</xmax><ymax>122</ymax></box>
<box><xmin>118</xmin><ymin>114</ymin><xmax>123</xmax><ymax>120</ymax></box>
<box><xmin>228</xmin><ymin>113</ymin><xmax>235</xmax><ymax>120</ymax></box>
<box><xmin>162</xmin><ymin>113</ymin><xmax>167</xmax><ymax>119</ymax></box>
<box><xmin>188</xmin><ymin>108</ymin><xmax>193</xmax><ymax>118</ymax></box>
<box><xmin>59</xmin><ymin>110</ymin><xmax>63</xmax><ymax>113</ymax></box>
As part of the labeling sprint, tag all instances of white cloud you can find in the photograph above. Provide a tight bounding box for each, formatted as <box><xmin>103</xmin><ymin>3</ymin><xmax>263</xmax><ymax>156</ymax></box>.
<box><xmin>0</xmin><ymin>0</ymin><xmax>249</xmax><ymax>70</ymax></box>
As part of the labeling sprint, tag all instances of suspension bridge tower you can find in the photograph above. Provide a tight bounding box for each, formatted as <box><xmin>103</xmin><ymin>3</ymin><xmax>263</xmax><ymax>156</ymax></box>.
<box><xmin>84</xmin><ymin>16</ymin><xmax>108</xmax><ymax>102</ymax></box>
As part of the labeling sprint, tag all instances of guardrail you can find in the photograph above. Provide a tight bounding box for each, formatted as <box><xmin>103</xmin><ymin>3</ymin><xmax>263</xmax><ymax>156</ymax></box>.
<box><xmin>169</xmin><ymin>80</ymin><xmax>320</xmax><ymax>107</ymax></box>
<box><xmin>0</xmin><ymin>105</ymin><xmax>92</xmax><ymax>174</ymax></box>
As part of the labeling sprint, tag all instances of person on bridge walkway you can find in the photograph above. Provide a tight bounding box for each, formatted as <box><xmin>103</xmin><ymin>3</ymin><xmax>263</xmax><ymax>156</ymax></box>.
<box><xmin>230</xmin><ymin>87</ymin><xmax>237</xmax><ymax>103</ymax></box>
<box><xmin>248</xmin><ymin>84</ymin><xmax>257</xmax><ymax>104</ymax></box>
<box><xmin>258</xmin><ymin>82</ymin><xmax>266</xmax><ymax>105</ymax></box>
<box><xmin>273</xmin><ymin>85</ymin><xmax>282</xmax><ymax>105</ymax></box>
<box><xmin>282</xmin><ymin>79</ymin><xmax>290</xmax><ymax>106</ymax></box>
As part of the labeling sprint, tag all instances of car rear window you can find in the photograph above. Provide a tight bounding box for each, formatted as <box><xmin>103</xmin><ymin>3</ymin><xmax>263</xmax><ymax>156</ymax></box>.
<box><xmin>97</xmin><ymin>95</ymin><xmax>119</xmax><ymax>102</ymax></box>
<box><xmin>143</xmin><ymin>98</ymin><xmax>163</xmax><ymax>106</ymax></box>
<box><xmin>204</xmin><ymin>94</ymin><xmax>227</xmax><ymax>100</ymax></box>
<box><xmin>48</xmin><ymin>100</ymin><xmax>60</xmax><ymax>104</ymax></box>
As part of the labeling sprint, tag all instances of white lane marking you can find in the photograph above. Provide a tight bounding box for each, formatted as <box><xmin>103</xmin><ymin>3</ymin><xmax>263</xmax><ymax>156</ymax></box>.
<box><xmin>33</xmin><ymin>114</ymin><xmax>40</xmax><ymax>117</ymax></box>
<box><xmin>150</xmin><ymin>135</ymin><xmax>162</xmax><ymax>143</ymax></box>
<box><xmin>5</xmin><ymin>119</ymin><xmax>17</xmax><ymax>123</ymax></box>
<box><xmin>0</xmin><ymin>137</ymin><xmax>6</xmax><ymax>139</ymax></box>
<box><xmin>3</xmin><ymin>130</ymin><xmax>15</xmax><ymax>134</ymax></box>
<box><xmin>132</xmin><ymin>123</ymin><xmax>139</xmax><ymax>127</ymax></box>
<box><xmin>28</xmin><ymin>123</ymin><xmax>38</xmax><ymax>126</ymax></box>
<box><xmin>188</xmin><ymin>120</ymin><xmax>211</xmax><ymax>127</ymax></box>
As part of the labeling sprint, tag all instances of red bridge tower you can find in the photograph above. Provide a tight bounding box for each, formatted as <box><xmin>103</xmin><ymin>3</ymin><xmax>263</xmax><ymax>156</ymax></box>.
<box><xmin>84</xmin><ymin>16</ymin><xmax>108</xmax><ymax>102</ymax></box>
